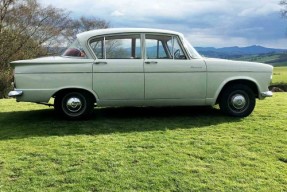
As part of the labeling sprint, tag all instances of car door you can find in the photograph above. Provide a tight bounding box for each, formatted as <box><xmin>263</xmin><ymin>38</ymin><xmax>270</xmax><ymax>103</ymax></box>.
<box><xmin>90</xmin><ymin>34</ymin><xmax>144</xmax><ymax>101</ymax></box>
<box><xmin>144</xmin><ymin>34</ymin><xmax>207</xmax><ymax>103</ymax></box>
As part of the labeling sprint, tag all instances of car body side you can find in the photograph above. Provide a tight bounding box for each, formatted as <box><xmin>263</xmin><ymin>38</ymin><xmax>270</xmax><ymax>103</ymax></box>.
<box><xmin>9</xmin><ymin>28</ymin><xmax>273</xmax><ymax>109</ymax></box>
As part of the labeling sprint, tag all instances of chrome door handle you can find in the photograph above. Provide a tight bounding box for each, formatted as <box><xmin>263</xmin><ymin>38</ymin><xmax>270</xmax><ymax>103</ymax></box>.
<box><xmin>145</xmin><ymin>61</ymin><xmax>158</xmax><ymax>64</ymax></box>
<box><xmin>94</xmin><ymin>61</ymin><xmax>107</xmax><ymax>65</ymax></box>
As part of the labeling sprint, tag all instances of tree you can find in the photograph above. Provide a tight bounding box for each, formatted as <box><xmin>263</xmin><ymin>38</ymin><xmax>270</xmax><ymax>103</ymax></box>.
<box><xmin>280</xmin><ymin>0</ymin><xmax>287</xmax><ymax>17</ymax></box>
<box><xmin>0</xmin><ymin>0</ymin><xmax>71</xmax><ymax>62</ymax></box>
<box><xmin>0</xmin><ymin>0</ymin><xmax>110</xmax><ymax>98</ymax></box>
<box><xmin>0</xmin><ymin>0</ymin><xmax>72</xmax><ymax>98</ymax></box>
<box><xmin>64</xmin><ymin>16</ymin><xmax>110</xmax><ymax>44</ymax></box>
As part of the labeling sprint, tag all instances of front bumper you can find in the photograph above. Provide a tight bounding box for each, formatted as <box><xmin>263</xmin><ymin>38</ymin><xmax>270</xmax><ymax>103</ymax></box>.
<box><xmin>260</xmin><ymin>91</ymin><xmax>273</xmax><ymax>98</ymax></box>
<box><xmin>8</xmin><ymin>90</ymin><xmax>23</xmax><ymax>97</ymax></box>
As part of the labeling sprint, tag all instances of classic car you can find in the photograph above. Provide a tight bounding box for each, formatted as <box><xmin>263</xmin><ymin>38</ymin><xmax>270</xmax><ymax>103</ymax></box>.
<box><xmin>9</xmin><ymin>28</ymin><xmax>273</xmax><ymax>119</ymax></box>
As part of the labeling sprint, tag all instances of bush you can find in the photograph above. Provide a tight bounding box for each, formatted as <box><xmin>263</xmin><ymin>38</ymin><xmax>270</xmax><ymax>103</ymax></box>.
<box><xmin>0</xmin><ymin>68</ymin><xmax>13</xmax><ymax>98</ymax></box>
<box><xmin>269</xmin><ymin>83</ymin><xmax>287</xmax><ymax>92</ymax></box>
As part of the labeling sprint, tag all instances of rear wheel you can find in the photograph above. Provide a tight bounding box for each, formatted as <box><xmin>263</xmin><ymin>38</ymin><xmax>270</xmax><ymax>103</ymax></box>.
<box><xmin>219</xmin><ymin>84</ymin><xmax>255</xmax><ymax>117</ymax></box>
<box><xmin>54</xmin><ymin>91</ymin><xmax>94</xmax><ymax>120</ymax></box>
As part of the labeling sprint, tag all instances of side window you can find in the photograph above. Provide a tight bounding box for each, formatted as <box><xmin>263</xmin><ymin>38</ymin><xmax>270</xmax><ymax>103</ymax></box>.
<box><xmin>145</xmin><ymin>35</ymin><xmax>172</xmax><ymax>59</ymax></box>
<box><xmin>173</xmin><ymin>37</ymin><xmax>187</xmax><ymax>60</ymax></box>
<box><xmin>90</xmin><ymin>37</ymin><xmax>104</xmax><ymax>59</ymax></box>
<box><xmin>89</xmin><ymin>34</ymin><xmax>141</xmax><ymax>59</ymax></box>
<box><xmin>145</xmin><ymin>35</ymin><xmax>187</xmax><ymax>60</ymax></box>
<box><xmin>62</xmin><ymin>40</ymin><xmax>87</xmax><ymax>58</ymax></box>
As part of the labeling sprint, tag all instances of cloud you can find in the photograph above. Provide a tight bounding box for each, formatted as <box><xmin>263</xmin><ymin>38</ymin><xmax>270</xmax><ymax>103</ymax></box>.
<box><xmin>111</xmin><ymin>10</ymin><xmax>124</xmax><ymax>17</ymax></box>
<box><xmin>239</xmin><ymin>3</ymin><xmax>281</xmax><ymax>17</ymax></box>
<box><xmin>38</xmin><ymin>0</ymin><xmax>287</xmax><ymax>48</ymax></box>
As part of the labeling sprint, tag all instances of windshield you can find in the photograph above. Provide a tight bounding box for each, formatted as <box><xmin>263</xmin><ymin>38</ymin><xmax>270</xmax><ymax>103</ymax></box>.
<box><xmin>62</xmin><ymin>39</ymin><xmax>87</xmax><ymax>58</ymax></box>
<box><xmin>182</xmin><ymin>38</ymin><xmax>202</xmax><ymax>59</ymax></box>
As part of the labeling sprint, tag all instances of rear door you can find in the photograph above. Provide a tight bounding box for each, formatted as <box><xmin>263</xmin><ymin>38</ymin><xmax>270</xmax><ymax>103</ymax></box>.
<box><xmin>90</xmin><ymin>34</ymin><xmax>144</xmax><ymax>100</ymax></box>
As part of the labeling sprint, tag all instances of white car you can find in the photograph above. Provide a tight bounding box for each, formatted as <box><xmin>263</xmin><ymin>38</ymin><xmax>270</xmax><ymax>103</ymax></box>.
<box><xmin>9</xmin><ymin>28</ymin><xmax>273</xmax><ymax>119</ymax></box>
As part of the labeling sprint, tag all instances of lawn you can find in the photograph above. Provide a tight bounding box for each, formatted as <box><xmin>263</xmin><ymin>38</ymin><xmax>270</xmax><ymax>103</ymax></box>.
<box><xmin>272</xmin><ymin>66</ymin><xmax>287</xmax><ymax>84</ymax></box>
<box><xmin>0</xmin><ymin>94</ymin><xmax>287</xmax><ymax>191</ymax></box>
<box><xmin>235</xmin><ymin>53</ymin><xmax>287</xmax><ymax>67</ymax></box>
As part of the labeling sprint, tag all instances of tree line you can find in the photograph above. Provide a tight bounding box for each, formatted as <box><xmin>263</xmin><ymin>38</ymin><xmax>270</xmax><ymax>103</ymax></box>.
<box><xmin>0</xmin><ymin>0</ymin><xmax>109</xmax><ymax>98</ymax></box>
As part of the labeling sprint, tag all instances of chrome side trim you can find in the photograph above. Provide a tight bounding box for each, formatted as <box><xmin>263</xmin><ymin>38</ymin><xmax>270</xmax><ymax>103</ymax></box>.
<box><xmin>261</xmin><ymin>91</ymin><xmax>273</xmax><ymax>98</ymax></box>
<box><xmin>8</xmin><ymin>90</ymin><xmax>23</xmax><ymax>97</ymax></box>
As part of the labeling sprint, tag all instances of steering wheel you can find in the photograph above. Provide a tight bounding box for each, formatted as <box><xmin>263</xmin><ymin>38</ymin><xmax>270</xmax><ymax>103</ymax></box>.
<box><xmin>174</xmin><ymin>49</ymin><xmax>180</xmax><ymax>59</ymax></box>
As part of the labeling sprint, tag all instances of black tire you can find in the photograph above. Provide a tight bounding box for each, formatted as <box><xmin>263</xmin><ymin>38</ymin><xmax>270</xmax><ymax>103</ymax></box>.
<box><xmin>54</xmin><ymin>91</ymin><xmax>94</xmax><ymax>120</ymax></box>
<box><xmin>219</xmin><ymin>84</ymin><xmax>256</xmax><ymax>117</ymax></box>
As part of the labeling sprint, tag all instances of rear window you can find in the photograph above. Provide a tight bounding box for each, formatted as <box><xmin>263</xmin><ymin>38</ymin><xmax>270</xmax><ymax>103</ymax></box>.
<box><xmin>62</xmin><ymin>40</ymin><xmax>87</xmax><ymax>58</ymax></box>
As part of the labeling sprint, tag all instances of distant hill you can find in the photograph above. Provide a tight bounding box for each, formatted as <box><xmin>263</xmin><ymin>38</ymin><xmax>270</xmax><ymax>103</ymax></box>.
<box><xmin>194</xmin><ymin>45</ymin><xmax>287</xmax><ymax>66</ymax></box>
<box><xmin>195</xmin><ymin>45</ymin><xmax>287</xmax><ymax>59</ymax></box>
<box><xmin>232</xmin><ymin>53</ymin><xmax>287</xmax><ymax>67</ymax></box>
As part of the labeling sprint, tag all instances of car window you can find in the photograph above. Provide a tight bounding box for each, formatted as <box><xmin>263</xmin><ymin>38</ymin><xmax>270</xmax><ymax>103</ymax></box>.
<box><xmin>62</xmin><ymin>40</ymin><xmax>87</xmax><ymax>58</ymax></box>
<box><xmin>89</xmin><ymin>34</ymin><xmax>141</xmax><ymax>59</ymax></box>
<box><xmin>145</xmin><ymin>35</ymin><xmax>172</xmax><ymax>59</ymax></box>
<box><xmin>90</xmin><ymin>37</ymin><xmax>104</xmax><ymax>59</ymax></box>
<box><xmin>145</xmin><ymin>34</ymin><xmax>186</xmax><ymax>60</ymax></box>
<box><xmin>173</xmin><ymin>37</ymin><xmax>187</xmax><ymax>60</ymax></box>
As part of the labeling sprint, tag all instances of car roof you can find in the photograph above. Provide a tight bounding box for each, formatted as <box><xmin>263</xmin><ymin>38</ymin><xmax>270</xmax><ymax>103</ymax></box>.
<box><xmin>77</xmin><ymin>28</ymin><xmax>184</xmax><ymax>42</ymax></box>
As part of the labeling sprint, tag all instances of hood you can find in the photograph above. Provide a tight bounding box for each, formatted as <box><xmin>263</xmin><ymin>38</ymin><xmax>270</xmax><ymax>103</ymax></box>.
<box><xmin>204</xmin><ymin>57</ymin><xmax>273</xmax><ymax>72</ymax></box>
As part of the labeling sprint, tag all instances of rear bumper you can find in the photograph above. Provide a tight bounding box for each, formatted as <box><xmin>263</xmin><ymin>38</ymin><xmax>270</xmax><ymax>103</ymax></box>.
<box><xmin>8</xmin><ymin>90</ymin><xmax>23</xmax><ymax>97</ymax></box>
<box><xmin>260</xmin><ymin>91</ymin><xmax>273</xmax><ymax>98</ymax></box>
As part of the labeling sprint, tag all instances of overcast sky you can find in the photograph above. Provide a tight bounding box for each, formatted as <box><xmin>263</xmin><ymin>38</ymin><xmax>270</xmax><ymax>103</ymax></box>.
<box><xmin>39</xmin><ymin>0</ymin><xmax>287</xmax><ymax>48</ymax></box>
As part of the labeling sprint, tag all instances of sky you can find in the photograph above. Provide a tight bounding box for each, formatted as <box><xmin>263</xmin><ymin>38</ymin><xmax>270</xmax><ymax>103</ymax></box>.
<box><xmin>39</xmin><ymin>0</ymin><xmax>287</xmax><ymax>48</ymax></box>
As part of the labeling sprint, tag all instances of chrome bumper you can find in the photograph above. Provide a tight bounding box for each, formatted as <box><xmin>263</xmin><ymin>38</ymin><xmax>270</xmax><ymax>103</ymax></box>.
<box><xmin>260</xmin><ymin>91</ymin><xmax>273</xmax><ymax>98</ymax></box>
<box><xmin>8</xmin><ymin>90</ymin><xmax>23</xmax><ymax>97</ymax></box>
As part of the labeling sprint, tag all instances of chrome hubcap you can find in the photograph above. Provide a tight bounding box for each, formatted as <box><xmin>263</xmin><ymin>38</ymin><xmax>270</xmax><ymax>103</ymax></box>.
<box><xmin>66</xmin><ymin>97</ymin><xmax>82</xmax><ymax>113</ymax></box>
<box><xmin>231</xmin><ymin>94</ymin><xmax>246</xmax><ymax>110</ymax></box>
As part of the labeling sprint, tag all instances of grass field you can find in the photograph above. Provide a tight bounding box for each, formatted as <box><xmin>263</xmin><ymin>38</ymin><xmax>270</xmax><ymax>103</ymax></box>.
<box><xmin>0</xmin><ymin>94</ymin><xmax>287</xmax><ymax>191</ymax></box>
<box><xmin>235</xmin><ymin>53</ymin><xmax>287</xmax><ymax>67</ymax></box>
<box><xmin>272</xmin><ymin>67</ymin><xmax>287</xmax><ymax>84</ymax></box>
<box><xmin>236</xmin><ymin>54</ymin><xmax>280</xmax><ymax>63</ymax></box>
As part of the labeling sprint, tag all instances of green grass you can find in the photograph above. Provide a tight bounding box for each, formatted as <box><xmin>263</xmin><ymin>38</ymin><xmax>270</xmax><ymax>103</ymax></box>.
<box><xmin>0</xmin><ymin>94</ymin><xmax>287</xmax><ymax>191</ymax></box>
<box><xmin>235</xmin><ymin>53</ymin><xmax>287</xmax><ymax>67</ymax></box>
<box><xmin>272</xmin><ymin>67</ymin><xmax>287</xmax><ymax>84</ymax></box>
<box><xmin>236</xmin><ymin>54</ymin><xmax>280</xmax><ymax>63</ymax></box>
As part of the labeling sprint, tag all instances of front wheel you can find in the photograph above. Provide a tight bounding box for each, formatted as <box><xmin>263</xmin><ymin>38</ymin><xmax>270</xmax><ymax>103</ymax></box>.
<box><xmin>219</xmin><ymin>85</ymin><xmax>256</xmax><ymax>117</ymax></box>
<box><xmin>54</xmin><ymin>91</ymin><xmax>94</xmax><ymax>120</ymax></box>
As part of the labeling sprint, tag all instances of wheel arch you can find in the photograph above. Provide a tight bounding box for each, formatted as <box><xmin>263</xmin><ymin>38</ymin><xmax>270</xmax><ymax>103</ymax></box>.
<box><xmin>52</xmin><ymin>87</ymin><xmax>98</xmax><ymax>103</ymax></box>
<box><xmin>215</xmin><ymin>78</ymin><xmax>259</xmax><ymax>104</ymax></box>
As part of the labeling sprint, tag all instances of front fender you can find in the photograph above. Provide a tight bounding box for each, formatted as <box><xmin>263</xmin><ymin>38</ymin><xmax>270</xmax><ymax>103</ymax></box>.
<box><xmin>206</xmin><ymin>73</ymin><xmax>261</xmax><ymax>105</ymax></box>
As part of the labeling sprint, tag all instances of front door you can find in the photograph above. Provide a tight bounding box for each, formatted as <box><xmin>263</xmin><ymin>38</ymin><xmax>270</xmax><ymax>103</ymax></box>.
<box><xmin>144</xmin><ymin>34</ymin><xmax>207</xmax><ymax>102</ymax></box>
